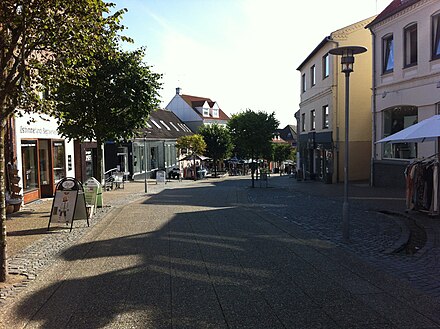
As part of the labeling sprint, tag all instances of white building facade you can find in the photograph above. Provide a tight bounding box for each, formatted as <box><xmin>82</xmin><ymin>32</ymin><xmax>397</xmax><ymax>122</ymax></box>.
<box><xmin>165</xmin><ymin>88</ymin><xmax>229</xmax><ymax>132</ymax></box>
<box><xmin>15</xmin><ymin>113</ymin><xmax>75</xmax><ymax>203</ymax></box>
<box><xmin>367</xmin><ymin>0</ymin><xmax>440</xmax><ymax>187</ymax></box>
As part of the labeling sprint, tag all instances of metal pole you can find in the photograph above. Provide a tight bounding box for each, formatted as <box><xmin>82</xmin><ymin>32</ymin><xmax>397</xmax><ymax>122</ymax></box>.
<box><xmin>144</xmin><ymin>137</ymin><xmax>148</xmax><ymax>193</ymax></box>
<box><xmin>343</xmin><ymin>72</ymin><xmax>350</xmax><ymax>242</ymax></box>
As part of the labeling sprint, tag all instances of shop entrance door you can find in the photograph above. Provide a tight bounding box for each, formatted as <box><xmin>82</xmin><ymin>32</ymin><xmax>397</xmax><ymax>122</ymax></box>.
<box><xmin>39</xmin><ymin>139</ymin><xmax>53</xmax><ymax>197</ymax></box>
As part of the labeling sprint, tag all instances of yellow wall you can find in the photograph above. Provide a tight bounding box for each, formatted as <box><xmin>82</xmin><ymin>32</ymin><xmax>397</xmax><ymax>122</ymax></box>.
<box><xmin>332</xmin><ymin>17</ymin><xmax>374</xmax><ymax>181</ymax></box>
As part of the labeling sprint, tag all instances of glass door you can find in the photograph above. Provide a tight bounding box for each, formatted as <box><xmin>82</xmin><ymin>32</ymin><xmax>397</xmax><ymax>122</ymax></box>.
<box><xmin>52</xmin><ymin>141</ymin><xmax>66</xmax><ymax>184</ymax></box>
<box><xmin>39</xmin><ymin>139</ymin><xmax>53</xmax><ymax>197</ymax></box>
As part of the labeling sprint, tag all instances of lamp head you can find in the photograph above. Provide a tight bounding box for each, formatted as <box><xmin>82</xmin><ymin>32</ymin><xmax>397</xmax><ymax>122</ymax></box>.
<box><xmin>329</xmin><ymin>46</ymin><xmax>367</xmax><ymax>74</ymax></box>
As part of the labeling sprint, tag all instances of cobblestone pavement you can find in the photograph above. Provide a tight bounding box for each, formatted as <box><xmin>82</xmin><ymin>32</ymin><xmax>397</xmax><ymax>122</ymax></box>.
<box><xmin>0</xmin><ymin>179</ymin><xmax>192</xmax><ymax>303</ymax></box>
<box><xmin>1</xmin><ymin>175</ymin><xmax>440</xmax><ymax>328</ymax></box>
<box><xmin>2</xmin><ymin>174</ymin><xmax>440</xmax><ymax>324</ymax></box>
<box><xmin>247</xmin><ymin>175</ymin><xmax>440</xmax><ymax>302</ymax></box>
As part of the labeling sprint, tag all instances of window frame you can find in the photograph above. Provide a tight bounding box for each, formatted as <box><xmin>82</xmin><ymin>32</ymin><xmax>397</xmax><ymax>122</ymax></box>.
<box><xmin>310</xmin><ymin>65</ymin><xmax>316</xmax><ymax>87</ymax></box>
<box><xmin>404</xmin><ymin>23</ymin><xmax>417</xmax><ymax>67</ymax></box>
<box><xmin>432</xmin><ymin>12</ymin><xmax>440</xmax><ymax>60</ymax></box>
<box><xmin>301</xmin><ymin>73</ymin><xmax>306</xmax><ymax>93</ymax></box>
<box><xmin>322</xmin><ymin>53</ymin><xmax>329</xmax><ymax>79</ymax></box>
<box><xmin>322</xmin><ymin>105</ymin><xmax>329</xmax><ymax>129</ymax></box>
<box><xmin>301</xmin><ymin>113</ymin><xmax>306</xmax><ymax>132</ymax></box>
<box><xmin>310</xmin><ymin>110</ymin><xmax>316</xmax><ymax>131</ymax></box>
<box><xmin>382</xmin><ymin>34</ymin><xmax>394</xmax><ymax>74</ymax></box>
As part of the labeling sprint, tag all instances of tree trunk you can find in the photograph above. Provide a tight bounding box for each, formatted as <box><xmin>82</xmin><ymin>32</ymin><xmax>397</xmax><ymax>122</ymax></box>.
<box><xmin>193</xmin><ymin>155</ymin><xmax>197</xmax><ymax>181</ymax></box>
<box><xmin>214</xmin><ymin>158</ymin><xmax>218</xmax><ymax>178</ymax></box>
<box><xmin>0</xmin><ymin>120</ymin><xmax>7</xmax><ymax>282</ymax></box>
<box><xmin>96</xmin><ymin>138</ymin><xmax>104</xmax><ymax>185</ymax></box>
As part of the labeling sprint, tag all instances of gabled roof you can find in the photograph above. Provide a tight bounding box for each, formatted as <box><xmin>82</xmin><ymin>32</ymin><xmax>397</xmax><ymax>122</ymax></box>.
<box><xmin>276</xmin><ymin>125</ymin><xmax>297</xmax><ymax>143</ymax></box>
<box><xmin>365</xmin><ymin>0</ymin><xmax>420</xmax><ymax>29</ymax></box>
<box><xmin>297</xmin><ymin>37</ymin><xmax>331</xmax><ymax>71</ymax></box>
<box><xmin>180</xmin><ymin>94</ymin><xmax>230</xmax><ymax>121</ymax></box>
<box><xmin>138</xmin><ymin>109</ymin><xmax>193</xmax><ymax>139</ymax></box>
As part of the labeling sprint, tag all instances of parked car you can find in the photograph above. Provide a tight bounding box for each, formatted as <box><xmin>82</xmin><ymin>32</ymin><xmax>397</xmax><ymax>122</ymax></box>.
<box><xmin>168</xmin><ymin>167</ymin><xmax>181</xmax><ymax>179</ymax></box>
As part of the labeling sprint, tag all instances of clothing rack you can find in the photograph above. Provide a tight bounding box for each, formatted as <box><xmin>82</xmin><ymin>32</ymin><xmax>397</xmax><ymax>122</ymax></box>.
<box><xmin>405</xmin><ymin>154</ymin><xmax>440</xmax><ymax>216</ymax></box>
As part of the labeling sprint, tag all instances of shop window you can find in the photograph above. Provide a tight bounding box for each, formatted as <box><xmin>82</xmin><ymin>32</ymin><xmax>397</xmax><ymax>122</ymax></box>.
<box><xmin>52</xmin><ymin>141</ymin><xmax>66</xmax><ymax>183</ymax></box>
<box><xmin>382</xmin><ymin>106</ymin><xmax>417</xmax><ymax>159</ymax></box>
<box><xmin>21</xmin><ymin>140</ymin><xmax>38</xmax><ymax>191</ymax></box>
<box><xmin>39</xmin><ymin>140</ymin><xmax>50</xmax><ymax>185</ymax></box>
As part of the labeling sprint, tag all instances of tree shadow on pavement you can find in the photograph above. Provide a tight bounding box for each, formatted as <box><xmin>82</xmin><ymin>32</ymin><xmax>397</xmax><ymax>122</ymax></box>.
<box><xmin>10</xmin><ymin>176</ymin><xmax>437</xmax><ymax>329</ymax></box>
<box><xmin>9</xmin><ymin>179</ymin><xmax>354</xmax><ymax>329</ymax></box>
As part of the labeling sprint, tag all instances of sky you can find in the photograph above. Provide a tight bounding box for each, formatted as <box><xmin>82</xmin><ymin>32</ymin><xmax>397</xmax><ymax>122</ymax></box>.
<box><xmin>111</xmin><ymin>0</ymin><xmax>391</xmax><ymax>128</ymax></box>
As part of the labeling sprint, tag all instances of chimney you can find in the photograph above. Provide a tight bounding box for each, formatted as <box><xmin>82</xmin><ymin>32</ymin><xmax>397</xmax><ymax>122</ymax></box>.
<box><xmin>176</xmin><ymin>87</ymin><xmax>181</xmax><ymax>95</ymax></box>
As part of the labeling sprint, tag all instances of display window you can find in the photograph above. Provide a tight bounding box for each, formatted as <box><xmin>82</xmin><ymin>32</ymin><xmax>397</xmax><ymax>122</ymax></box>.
<box><xmin>53</xmin><ymin>141</ymin><xmax>66</xmax><ymax>184</ymax></box>
<box><xmin>21</xmin><ymin>139</ymin><xmax>67</xmax><ymax>201</ymax></box>
<box><xmin>21</xmin><ymin>140</ymin><xmax>39</xmax><ymax>192</ymax></box>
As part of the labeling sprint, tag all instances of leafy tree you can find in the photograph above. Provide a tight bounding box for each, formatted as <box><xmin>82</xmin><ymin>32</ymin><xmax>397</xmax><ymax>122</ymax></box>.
<box><xmin>54</xmin><ymin>47</ymin><xmax>162</xmax><ymax>183</ymax></box>
<box><xmin>176</xmin><ymin>134</ymin><xmax>206</xmax><ymax>180</ymax></box>
<box><xmin>227</xmin><ymin>109</ymin><xmax>279</xmax><ymax>187</ymax></box>
<box><xmin>0</xmin><ymin>0</ymin><xmax>123</xmax><ymax>282</ymax></box>
<box><xmin>198</xmin><ymin>124</ymin><xmax>233</xmax><ymax>177</ymax></box>
<box><xmin>272</xmin><ymin>143</ymin><xmax>292</xmax><ymax>175</ymax></box>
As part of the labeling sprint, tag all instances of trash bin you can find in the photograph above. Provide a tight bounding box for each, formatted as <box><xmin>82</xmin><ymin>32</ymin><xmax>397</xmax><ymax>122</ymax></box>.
<box><xmin>156</xmin><ymin>170</ymin><xmax>166</xmax><ymax>184</ymax></box>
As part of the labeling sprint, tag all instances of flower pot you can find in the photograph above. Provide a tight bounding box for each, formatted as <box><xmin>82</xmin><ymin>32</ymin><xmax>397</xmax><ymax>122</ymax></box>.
<box><xmin>13</xmin><ymin>203</ymin><xmax>21</xmax><ymax>212</ymax></box>
<box><xmin>11</xmin><ymin>185</ymin><xmax>21</xmax><ymax>193</ymax></box>
<box><xmin>6</xmin><ymin>205</ymin><xmax>14</xmax><ymax>214</ymax></box>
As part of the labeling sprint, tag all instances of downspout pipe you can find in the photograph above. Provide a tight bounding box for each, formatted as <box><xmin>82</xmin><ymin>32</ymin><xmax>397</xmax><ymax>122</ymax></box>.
<box><xmin>327</xmin><ymin>37</ymin><xmax>339</xmax><ymax>183</ymax></box>
<box><xmin>370</xmin><ymin>29</ymin><xmax>377</xmax><ymax>187</ymax></box>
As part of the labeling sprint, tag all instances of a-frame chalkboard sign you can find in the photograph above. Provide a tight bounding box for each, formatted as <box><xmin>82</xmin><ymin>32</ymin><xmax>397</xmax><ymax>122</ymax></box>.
<box><xmin>48</xmin><ymin>177</ymin><xmax>89</xmax><ymax>232</ymax></box>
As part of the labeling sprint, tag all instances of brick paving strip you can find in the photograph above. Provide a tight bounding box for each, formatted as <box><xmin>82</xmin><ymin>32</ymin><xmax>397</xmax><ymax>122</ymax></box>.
<box><xmin>0</xmin><ymin>182</ymin><xmax>153</xmax><ymax>304</ymax></box>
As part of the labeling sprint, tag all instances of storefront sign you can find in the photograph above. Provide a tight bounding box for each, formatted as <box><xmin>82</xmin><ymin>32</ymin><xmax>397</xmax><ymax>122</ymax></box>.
<box><xmin>48</xmin><ymin>177</ymin><xmax>89</xmax><ymax>231</ymax></box>
<box><xmin>19</xmin><ymin>126</ymin><xmax>58</xmax><ymax>136</ymax></box>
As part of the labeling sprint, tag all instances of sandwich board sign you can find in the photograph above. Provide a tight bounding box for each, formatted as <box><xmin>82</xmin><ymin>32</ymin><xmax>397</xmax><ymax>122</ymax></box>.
<box><xmin>84</xmin><ymin>177</ymin><xmax>102</xmax><ymax>218</ymax></box>
<box><xmin>48</xmin><ymin>177</ymin><xmax>89</xmax><ymax>232</ymax></box>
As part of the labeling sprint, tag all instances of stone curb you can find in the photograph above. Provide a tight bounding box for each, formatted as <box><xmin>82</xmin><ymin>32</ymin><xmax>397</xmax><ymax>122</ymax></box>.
<box><xmin>380</xmin><ymin>211</ymin><xmax>411</xmax><ymax>255</ymax></box>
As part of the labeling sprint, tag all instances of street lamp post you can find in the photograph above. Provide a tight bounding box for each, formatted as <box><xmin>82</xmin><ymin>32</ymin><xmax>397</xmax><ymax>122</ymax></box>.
<box><xmin>329</xmin><ymin>46</ymin><xmax>367</xmax><ymax>242</ymax></box>
<box><xmin>144</xmin><ymin>135</ymin><xmax>148</xmax><ymax>193</ymax></box>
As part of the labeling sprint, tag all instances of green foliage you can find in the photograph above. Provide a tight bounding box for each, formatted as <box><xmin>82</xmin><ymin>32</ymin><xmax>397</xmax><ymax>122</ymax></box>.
<box><xmin>272</xmin><ymin>143</ymin><xmax>292</xmax><ymax>163</ymax></box>
<box><xmin>0</xmin><ymin>0</ymin><xmax>127</xmax><ymax>282</ymax></box>
<box><xmin>176</xmin><ymin>134</ymin><xmax>206</xmax><ymax>156</ymax></box>
<box><xmin>198</xmin><ymin>124</ymin><xmax>233</xmax><ymax>162</ymax></box>
<box><xmin>54</xmin><ymin>47</ymin><xmax>162</xmax><ymax>143</ymax></box>
<box><xmin>0</xmin><ymin>0</ymin><xmax>125</xmax><ymax>118</ymax></box>
<box><xmin>227</xmin><ymin>109</ymin><xmax>279</xmax><ymax>160</ymax></box>
<box><xmin>289</xmin><ymin>148</ymin><xmax>297</xmax><ymax>162</ymax></box>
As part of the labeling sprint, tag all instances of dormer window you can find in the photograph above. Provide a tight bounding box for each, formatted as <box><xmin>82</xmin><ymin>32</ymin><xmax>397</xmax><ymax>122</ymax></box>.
<box><xmin>160</xmin><ymin>120</ymin><xmax>171</xmax><ymax>130</ymax></box>
<box><xmin>150</xmin><ymin>119</ymin><xmax>161</xmax><ymax>129</ymax></box>
<box><xmin>203</xmin><ymin>108</ymin><xmax>209</xmax><ymax>117</ymax></box>
<box><xmin>212</xmin><ymin>109</ymin><xmax>219</xmax><ymax>118</ymax></box>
